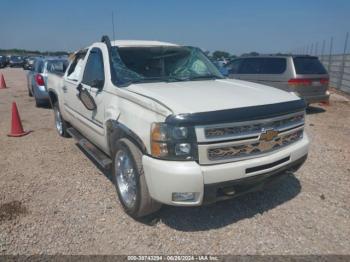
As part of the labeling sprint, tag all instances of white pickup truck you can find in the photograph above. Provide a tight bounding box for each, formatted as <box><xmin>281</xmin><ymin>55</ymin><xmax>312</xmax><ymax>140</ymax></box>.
<box><xmin>47</xmin><ymin>36</ymin><xmax>309</xmax><ymax>218</ymax></box>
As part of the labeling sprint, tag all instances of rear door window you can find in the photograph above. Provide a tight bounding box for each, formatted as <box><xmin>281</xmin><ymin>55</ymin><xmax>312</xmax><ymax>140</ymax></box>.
<box><xmin>47</xmin><ymin>60</ymin><xmax>68</xmax><ymax>74</ymax></box>
<box><xmin>293</xmin><ymin>57</ymin><xmax>327</xmax><ymax>74</ymax></box>
<box><xmin>239</xmin><ymin>58</ymin><xmax>263</xmax><ymax>74</ymax></box>
<box><xmin>239</xmin><ymin>58</ymin><xmax>286</xmax><ymax>74</ymax></box>
<box><xmin>227</xmin><ymin>59</ymin><xmax>243</xmax><ymax>74</ymax></box>
<box><xmin>262</xmin><ymin>58</ymin><xmax>286</xmax><ymax>74</ymax></box>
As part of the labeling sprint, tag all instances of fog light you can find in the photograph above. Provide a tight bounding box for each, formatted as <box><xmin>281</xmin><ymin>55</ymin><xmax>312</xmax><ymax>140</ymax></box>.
<box><xmin>172</xmin><ymin>192</ymin><xmax>196</xmax><ymax>202</ymax></box>
<box><xmin>175</xmin><ymin>143</ymin><xmax>191</xmax><ymax>156</ymax></box>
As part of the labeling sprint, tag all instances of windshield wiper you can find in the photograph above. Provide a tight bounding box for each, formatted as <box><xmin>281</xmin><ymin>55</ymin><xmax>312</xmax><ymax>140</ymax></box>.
<box><xmin>165</xmin><ymin>76</ymin><xmax>189</xmax><ymax>82</ymax></box>
<box><xmin>120</xmin><ymin>75</ymin><xmax>222</xmax><ymax>87</ymax></box>
<box><xmin>120</xmin><ymin>77</ymin><xmax>168</xmax><ymax>87</ymax></box>
<box><xmin>187</xmin><ymin>74</ymin><xmax>222</xmax><ymax>81</ymax></box>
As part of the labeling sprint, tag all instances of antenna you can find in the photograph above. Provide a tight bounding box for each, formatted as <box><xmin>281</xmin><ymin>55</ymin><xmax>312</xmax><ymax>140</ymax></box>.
<box><xmin>112</xmin><ymin>11</ymin><xmax>116</xmax><ymax>42</ymax></box>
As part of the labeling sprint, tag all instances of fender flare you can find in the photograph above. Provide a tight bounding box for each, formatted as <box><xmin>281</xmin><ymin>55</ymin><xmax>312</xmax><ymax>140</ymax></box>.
<box><xmin>106</xmin><ymin>119</ymin><xmax>148</xmax><ymax>156</ymax></box>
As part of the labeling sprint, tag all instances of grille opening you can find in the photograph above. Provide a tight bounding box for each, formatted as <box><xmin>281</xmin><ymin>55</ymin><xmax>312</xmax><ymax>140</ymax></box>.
<box><xmin>204</xmin><ymin>113</ymin><xmax>305</xmax><ymax>139</ymax></box>
<box><xmin>207</xmin><ymin>130</ymin><xmax>302</xmax><ymax>161</ymax></box>
<box><xmin>246</xmin><ymin>156</ymin><xmax>290</xmax><ymax>174</ymax></box>
<box><xmin>198</xmin><ymin>135</ymin><xmax>259</xmax><ymax>145</ymax></box>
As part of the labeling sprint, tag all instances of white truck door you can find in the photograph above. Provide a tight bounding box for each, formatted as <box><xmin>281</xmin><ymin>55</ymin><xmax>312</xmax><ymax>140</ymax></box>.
<box><xmin>76</xmin><ymin>47</ymin><xmax>106</xmax><ymax>146</ymax></box>
<box><xmin>62</xmin><ymin>51</ymin><xmax>90</xmax><ymax>133</ymax></box>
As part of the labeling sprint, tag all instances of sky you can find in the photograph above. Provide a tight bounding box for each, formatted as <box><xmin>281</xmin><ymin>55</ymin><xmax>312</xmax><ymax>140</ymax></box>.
<box><xmin>1</xmin><ymin>0</ymin><xmax>349</xmax><ymax>55</ymax></box>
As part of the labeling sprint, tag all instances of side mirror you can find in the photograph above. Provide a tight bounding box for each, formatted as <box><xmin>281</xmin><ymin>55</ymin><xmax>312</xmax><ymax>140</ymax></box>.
<box><xmin>78</xmin><ymin>87</ymin><xmax>97</xmax><ymax>111</ymax></box>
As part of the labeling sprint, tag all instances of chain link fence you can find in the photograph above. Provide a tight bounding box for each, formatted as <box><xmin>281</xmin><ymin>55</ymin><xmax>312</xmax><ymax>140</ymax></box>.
<box><xmin>292</xmin><ymin>32</ymin><xmax>350</xmax><ymax>94</ymax></box>
<box><xmin>319</xmin><ymin>54</ymin><xmax>350</xmax><ymax>94</ymax></box>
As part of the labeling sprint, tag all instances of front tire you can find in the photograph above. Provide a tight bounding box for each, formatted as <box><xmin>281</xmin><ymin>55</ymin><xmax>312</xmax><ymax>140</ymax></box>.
<box><xmin>112</xmin><ymin>139</ymin><xmax>161</xmax><ymax>218</ymax></box>
<box><xmin>53</xmin><ymin>101</ymin><xmax>70</xmax><ymax>137</ymax></box>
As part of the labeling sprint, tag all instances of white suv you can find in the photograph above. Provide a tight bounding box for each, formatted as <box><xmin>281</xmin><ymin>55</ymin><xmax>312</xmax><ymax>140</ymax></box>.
<box><xmin>47</xmin><ymin>36</ymin><xmax>309</xmax><ymax>218</ymax></box>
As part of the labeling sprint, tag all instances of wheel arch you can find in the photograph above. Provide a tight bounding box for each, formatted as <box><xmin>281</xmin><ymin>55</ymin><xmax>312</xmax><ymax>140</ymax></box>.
<box><xmin>47</xmin><ymin>89</ymin><xmax>58</xmax><ymax>107</ymax></box>
<box><xmin>107</xmin><ymin>119</ymin><xmax>148</xmax><ymax>156</ymax></box>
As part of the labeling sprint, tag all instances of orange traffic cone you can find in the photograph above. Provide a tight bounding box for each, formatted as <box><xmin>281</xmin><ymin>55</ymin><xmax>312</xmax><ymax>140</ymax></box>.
<box><xmin>8</xmin><ymin>102</ymin><xmax>31</xmax><ymax>137</ymax></box>
<box><xmin>0</xmin><ymin>74</ymin><xmax>6</xmax><ymax>89</ymax></box>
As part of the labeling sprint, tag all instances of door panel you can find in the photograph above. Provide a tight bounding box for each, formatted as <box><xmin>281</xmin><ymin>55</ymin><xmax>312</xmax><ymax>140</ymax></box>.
<box><xmin>75</xmin><ymin>47</ymin><xmax>106</xmax><ymax>147</ymax></box>
<box><xmin>62</xmin><ymin>52</ymin><xmax>88</xmax><ymax>130</ymax></box>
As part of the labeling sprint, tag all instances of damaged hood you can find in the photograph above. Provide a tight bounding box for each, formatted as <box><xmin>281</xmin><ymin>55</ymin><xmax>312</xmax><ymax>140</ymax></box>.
<box><xmin>126</xmin><ymin>79</ymin><xmax>301</xmax><ymax>115</ymax></box>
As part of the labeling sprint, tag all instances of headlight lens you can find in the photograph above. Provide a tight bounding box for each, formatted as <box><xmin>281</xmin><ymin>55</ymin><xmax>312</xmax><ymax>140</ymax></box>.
<box><xmin>171</xmin><ymin>126</ymin><xmax>188</xmax><ymax>139</ymax></box>
<box><xmin>175</xmin><ymin>143</ymin><xmax>191</xmax><ymax>156</ymax></box>
<box><xmin>151</xmin><ymin>123</ymin><xmax>196</xmax><ymax>160</ymax></box>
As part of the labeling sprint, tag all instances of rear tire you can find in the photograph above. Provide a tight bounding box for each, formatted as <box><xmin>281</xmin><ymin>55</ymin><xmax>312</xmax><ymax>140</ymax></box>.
<box><xmin>53</xmin><ymin>101</ymin><xmax>70</xmax><ymax>137</ymax></box>
<box><xmin>112</xmin><ymin>138</ymin><xmax>161</xmax><ymax>219</ymax></box>
<box><xmin>35</xmin><ymin>97</ymin><xmax>42</xmax><ymax>107</ymax></box>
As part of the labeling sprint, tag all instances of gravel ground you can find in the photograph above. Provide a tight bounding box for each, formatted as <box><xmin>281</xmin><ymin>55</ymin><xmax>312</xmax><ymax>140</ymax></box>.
<box><xmin>0</xmin><ymin>68</ymin><xmax>349</xmax><ymax>255</ymax></box>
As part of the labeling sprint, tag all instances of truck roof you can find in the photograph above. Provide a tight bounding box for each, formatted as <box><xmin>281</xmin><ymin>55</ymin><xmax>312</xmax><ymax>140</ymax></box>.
<box><xmin>110</xmin><ymin>40</ymin><xmax>179</xmax><ymax>47</ymax></box>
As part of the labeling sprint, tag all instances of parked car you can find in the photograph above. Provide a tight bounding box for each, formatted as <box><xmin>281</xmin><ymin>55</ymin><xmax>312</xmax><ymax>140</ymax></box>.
<box><xmin>0</xmin><ymin>56</ymin><xmax>7</xmax><ymax>68</ymax></box>
<box><xmin>27</xmin><ymin>57</ymin><xmax>68</xmax><ymax>107</ymax></box>
<box><xmin>47</xmin><ymin>36</ymin><xmax>309</xmax><ymax>219</ymax></box>
<box><xmin>213</xmin><ymin>60</ymin><xmax>229</xmax><ymax>76</ymax></box>
<box><xmin>8</xmin><ymin>56</ymin><xmax>25</xmax><ymax>67</ymax></box>
<box><xmin>23</xmin><ymin>57</ymin><xmax>37</xmax><ymax>70</ymax></box>
<box><xmin>5</xmin><ymin>56</ymin><xmax>11</xmax><ymax>67</ymax></box>
<box><xmin>226</xmin><ymin>55</ymin><xmax>330</xmax><ymax>105</ymax></box>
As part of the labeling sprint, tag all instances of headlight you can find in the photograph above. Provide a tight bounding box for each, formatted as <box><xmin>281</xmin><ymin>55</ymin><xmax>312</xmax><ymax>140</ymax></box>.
<box><xmin>151</xmin><ymin>123</ymin><xmax>197</xmax><ymax>160</ymax></box>
<box><xmin>171</xmin><ymin>126</ymin><xmax>188</xmax><ymax>139</ymax></box>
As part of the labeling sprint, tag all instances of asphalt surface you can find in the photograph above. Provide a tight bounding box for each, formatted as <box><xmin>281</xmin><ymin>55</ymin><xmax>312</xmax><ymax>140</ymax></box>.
<box><xmin>0</xmin><ymin>68</ymin><xmax>349</xmax><ymax>255</ymax></box>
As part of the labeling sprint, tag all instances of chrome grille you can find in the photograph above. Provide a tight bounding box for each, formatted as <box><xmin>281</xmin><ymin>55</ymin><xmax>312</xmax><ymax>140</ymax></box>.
<box><xmin>196</xmin><ymin>111</ymin><xmax>305</xmax><ymax>164</ymax></box>
<box><xmin>207</xmin><ymin>129</ymin><xmax>303</xmax><ymax>161</ymax></box>
<box><xmin>204</xmin><ymin>114</ymin><xmax>304</xmax><ymax>139</ymax></box>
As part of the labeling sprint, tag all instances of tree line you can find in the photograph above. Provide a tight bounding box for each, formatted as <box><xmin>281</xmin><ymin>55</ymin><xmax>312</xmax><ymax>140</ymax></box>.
<box><xmin>208</xmin><ymin>50</ymin><xmax>292</xmax><ymax>60</ymax></box>
<box><xmin>0</xmin><ymin>48</ymin><xmax>69</xmax><ymax>56</ymax></box>
<box><xmin>208</xmin><ymin>50</ymin><xmax>260</xmax><ymax>60</ymax></box>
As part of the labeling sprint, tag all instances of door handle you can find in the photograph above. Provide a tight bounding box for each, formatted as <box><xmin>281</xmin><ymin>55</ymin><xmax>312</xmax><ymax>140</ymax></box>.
<box><xmin>62</xmin><ymin>86</ymin><xmax>67</xmax><ymax>92</ymax></box>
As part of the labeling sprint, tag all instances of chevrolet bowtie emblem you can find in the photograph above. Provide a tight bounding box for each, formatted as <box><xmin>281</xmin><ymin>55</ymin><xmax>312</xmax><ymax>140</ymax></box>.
<box><xmin>259</xmin><ymin>129</ymin><xmax>278</xmax><ymax>142</ymax></box>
